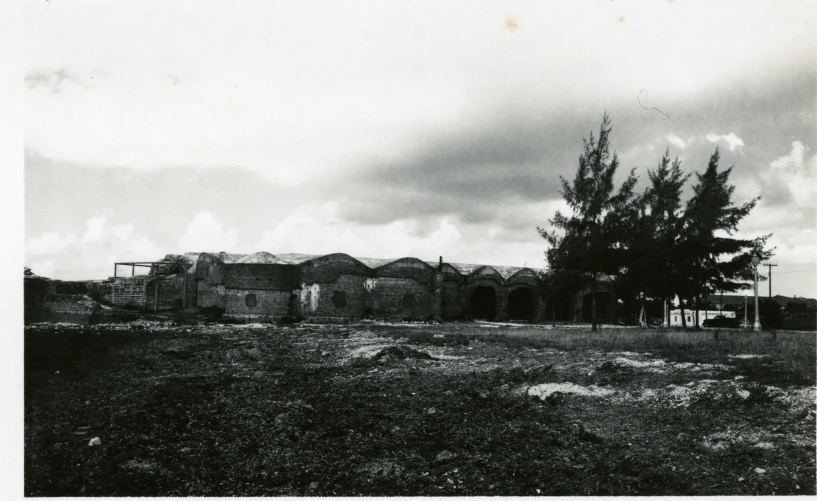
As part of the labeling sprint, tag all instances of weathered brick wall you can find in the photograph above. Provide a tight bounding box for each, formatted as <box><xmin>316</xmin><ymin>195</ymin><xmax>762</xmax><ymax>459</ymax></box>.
<box><xmin>375</xmin><ymin>258</ymin><xmax>436</xmax><ymax>285</ymax></box>
<box><xmin>101</xmin><ymin>276</ymin><xmax>148</xmax><ymax>309</ymax></box>
<box><xmin>42</xmin><ymin>294</ymin><xmax>102</xmax><ymax>324</ymax></box>
<box><xmin>225</xmin><ymin>263</ymin><xmax>297</xmax><ymax>291</ymax></box>
<box><xmin>196</xmin><ymin>280</ymin><xmax>226</xmax><ymax>309</ymax></box>
<box><xmin>49</xmin><ymin>280</ymin><xmax>96</xmax><ymax>295</ymax></box>
<box><xmin>507</xmin><ymin>270</ymin><xmax>538</xmax><ymax>288</ymax></box>
<box><xmin>300</xmin><ymin>274</ymin><xmax>369</xmax><ymax>318</ymax></box>
<box><xmin>145</xmin><ymin>274</ymin><xmax>186</xmax><ymax>311</ymax></box>
<box><xmin>195</xmin><ymin>253</ymin><xmax>227</xmax><ymax>285</ymax></box>
<box><xmin>183</xmin><ymin>270</ymin><xmax>197</xmax><ymax>308</ymax></box>
<box><xmin>367</xmin><ymin>277</ymin><xmax>435</xmax><ymax>319</ymax></box>
<box><xmin>24</xmin><ymin>277</ymin><xmax>50</xmax><ymax>323</ymax></box>
<box><xmin>225</xmin><ymin>289</ymin><xmax>292</xmax><ymax>318</ymax></box>
<box><xmin>441</xmin><ymin>281</ymin><xmax>463</xmax><ymax>320</ymax></box>
<box><xmin>299</xmin><ymin>254</ymin><xmax>374</xmax><ymax>284</ymax></box>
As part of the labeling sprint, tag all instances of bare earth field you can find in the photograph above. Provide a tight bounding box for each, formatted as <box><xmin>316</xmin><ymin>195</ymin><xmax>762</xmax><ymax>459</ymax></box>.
<box><xmin>24</xmin><ymin>321</ymin><xmax>816</xmax><ymax>496</ymax></box>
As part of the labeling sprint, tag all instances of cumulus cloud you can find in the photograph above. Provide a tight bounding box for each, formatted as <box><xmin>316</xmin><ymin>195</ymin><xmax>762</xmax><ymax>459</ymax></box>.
<box><xmin>750</xmin><ymin>141</ymin><xmax>817</xmax><ymax>210</ymax></box>
<box><xmin>770</xmin><ymin>141</ymin><xmax>811</xmax><ymax>172</ymax></box>
<box><xmin>178</xmin><ymin>211</ymin><xmax>240</xmax><ymax>253</ymax></box>
<box><xmin>666</xmin><ymin>133</ymin><xmax>687</xmax><ymax>150</ymax></box>
<box><xmin>26</xmin><ymin>231</ymin><xmax>77</xmax><ymax>256</ymax></box>
<box><xmin>22</xmin><ymin>1</ymin><xmax>817</xmax><ymax>287</ymax></box>
<box><xmin>705</xmin><ymin>132</ymin><xmax>745</xmax><ymax>152</ymax></box>
<box><xmin>25</xmin><ymin>1</ymin><xmax>815</xmax><ymax>182</ymax></box>
<box><xmin>25</xmin><ymin>216</ymin><xmax>162</xmax><ymax>280</ymax></box>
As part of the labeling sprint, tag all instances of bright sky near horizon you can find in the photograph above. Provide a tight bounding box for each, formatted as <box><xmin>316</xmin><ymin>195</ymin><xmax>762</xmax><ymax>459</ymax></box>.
<box><xmin>23</xmin><ymin>1</ymin><xmax>817</xmax><ymax>298</ymax></box>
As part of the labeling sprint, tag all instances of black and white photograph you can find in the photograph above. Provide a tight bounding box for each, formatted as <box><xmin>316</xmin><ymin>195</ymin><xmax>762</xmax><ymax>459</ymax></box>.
<box><xmin>7</xmin><ymin>0</ymin><xmax>817</xmax><ymax>497</ymax></box>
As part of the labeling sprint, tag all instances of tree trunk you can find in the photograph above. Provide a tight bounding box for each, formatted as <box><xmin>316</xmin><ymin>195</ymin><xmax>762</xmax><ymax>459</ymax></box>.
<box><xmin>680</xmin><ymin>300</ymin><xmax>687</xmax><ymax>330</ymax></box>
<box><xmin>694</xmin><ymin>295</ymin><xmax>700</xmax><ymax>329</ymax></box>
<box><xmin>591</xmin><ymin>273</ymin><xmax>597</xmax><ymax>332</ymax></box>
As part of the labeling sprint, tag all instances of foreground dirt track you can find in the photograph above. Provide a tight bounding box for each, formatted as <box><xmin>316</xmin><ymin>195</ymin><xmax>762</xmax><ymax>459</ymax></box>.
<box><xmin>25</xmin><ymin>321</ymin><xmax>816</xmax><ymax>496</ymax></box>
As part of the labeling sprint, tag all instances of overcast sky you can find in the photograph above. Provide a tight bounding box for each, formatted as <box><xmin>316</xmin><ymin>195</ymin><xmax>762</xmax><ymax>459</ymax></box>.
<box><xmin>23</xmin><ymin>1</ymin><xmax>817</xmax><ymax>298</ymax></box>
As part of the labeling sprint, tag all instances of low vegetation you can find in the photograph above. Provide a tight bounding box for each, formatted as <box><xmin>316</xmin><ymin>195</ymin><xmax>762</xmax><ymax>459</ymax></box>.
<box><xmin>24</xmin><ymin>321</ymin><xmax>816</xmax><ymax>496</ymax></box>
<box><xmin>384</xmin><ymin>326</ymin><xmax>816</xmax><ymax>385</ymax></box>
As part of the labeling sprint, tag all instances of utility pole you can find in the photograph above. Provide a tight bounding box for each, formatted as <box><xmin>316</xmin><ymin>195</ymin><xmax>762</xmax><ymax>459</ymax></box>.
<box><xmin>751</xmin><ymin>254</ymin><xmax>761</xmax><ymax>330</ymax></box>
<box><xmin>765</xmin><ymin>263</ymin><xmax>777</xmax><ymax>300</ymax></box>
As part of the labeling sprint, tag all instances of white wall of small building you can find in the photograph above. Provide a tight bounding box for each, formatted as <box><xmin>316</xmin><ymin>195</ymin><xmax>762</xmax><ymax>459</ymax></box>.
<box><xmin>669</xmin><ymin>309</ymin><xmax>736</xmax><ymax>326</ymax></box>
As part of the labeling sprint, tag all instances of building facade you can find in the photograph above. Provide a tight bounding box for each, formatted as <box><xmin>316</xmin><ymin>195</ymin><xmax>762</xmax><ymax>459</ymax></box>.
<box><xmin>103</xmin><ymin>251</ymin><xmax>547</xmax><ymax>323</ymax></box>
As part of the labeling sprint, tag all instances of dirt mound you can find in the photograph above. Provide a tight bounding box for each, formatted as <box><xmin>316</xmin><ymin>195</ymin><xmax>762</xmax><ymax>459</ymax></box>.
<box><xmin>371</xmin><ymin>345</ymin><xmax>435</xmax><ymax>362</ymax></box>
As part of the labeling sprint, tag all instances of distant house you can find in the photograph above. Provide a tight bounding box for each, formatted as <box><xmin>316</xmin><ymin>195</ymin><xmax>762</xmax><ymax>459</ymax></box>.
<box><xmin>669</xmin><ymin>309</ymin><xmax>735</xmax><ymax>327</ymax></box>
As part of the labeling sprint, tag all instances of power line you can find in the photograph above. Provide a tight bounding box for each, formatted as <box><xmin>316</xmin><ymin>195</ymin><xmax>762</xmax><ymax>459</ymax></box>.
<box><xmin>770</xmin><ymin>268</ymin><xmax>817</xmax><ymax>275</ymax></box>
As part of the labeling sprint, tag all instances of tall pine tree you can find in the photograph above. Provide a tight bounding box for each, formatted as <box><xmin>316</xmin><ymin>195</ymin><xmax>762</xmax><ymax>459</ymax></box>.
<box><xmin>680</xmin><ymin>148</ymin><xmax>772</xmax><ymax>327</ymax></box>
<box><xmin>540</xmin><ymin>113</ymin><xmax>638</xmax><ymax>331</ymax></box>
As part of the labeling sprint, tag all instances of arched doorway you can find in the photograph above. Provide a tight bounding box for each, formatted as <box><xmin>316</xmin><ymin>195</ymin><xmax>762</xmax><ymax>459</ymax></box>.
<box><xmin>508</xmin><ymin>287</ymin><xmax>538</xmax><ymax>321</ymax></box>
<box><xmin>469</xmin><ymin>286</ymin><xmax>497</xmax><ymax>320</ymax></box>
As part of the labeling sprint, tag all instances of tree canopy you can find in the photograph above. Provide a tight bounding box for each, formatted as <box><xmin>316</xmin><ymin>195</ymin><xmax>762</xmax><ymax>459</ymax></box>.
<box><xmin>540</xmin><ymin>114</ymin><xmax>771</xmax><ymax>329</ymax></box>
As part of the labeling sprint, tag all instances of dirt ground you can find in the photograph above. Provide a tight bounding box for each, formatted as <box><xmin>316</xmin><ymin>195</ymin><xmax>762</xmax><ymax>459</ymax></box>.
<box><xmin>24</xmin><ymin>321</ymin><xmax>816</xmax><ymax>496</ymax></box>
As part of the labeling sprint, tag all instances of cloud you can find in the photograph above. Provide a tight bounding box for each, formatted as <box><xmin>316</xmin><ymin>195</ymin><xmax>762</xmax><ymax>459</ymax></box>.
<box><xmin>749</xmin><ymin>141</ymin><xmax>817</xmax><ymax>210</ymax></box>
<box><xmin>253</xmin><ymin>203</ymin><xmax>546</xmax><ymax>268</ymax></box>
<box><xmin>178</xmin><ymin>211</ymin><xmax>239</xmax><ymax>253</ymax></box>
<box><xmin>666</xmin><ymin>133</ymin><xmax>687</xmax><ymax>150</ymax></box>
<box><xmin>770</xmin><ymin>141</ymin><xmax>810</xmax><ymax>171</ymax></box>
<box><xmin>24</xmin><ymin>1</ymin><xmax>816</xmax><ymax>184</ymax></box>
<box><xmin>25</xmin><ymin>216</ymin><xmax>162</xmax><ymax>280</ymax></box>
<box><xmin>22</xmin><ymin>1</ymin><xmax>817</xmax><ymax>289</ymax></box>
<box><xmin>26</xmin><ymin>231</ymin><xmax>76</xmax><ymax>255</ymax></box>
<box><xmin>29</xmin><ymin>260</ymin><xmax>56</xmax><ymax>277</ymax></box>
<box><xmin>705</xmin><ymin>132</ymin><xmax>745</xmax><ymax>152</ymax></box>
<box><xmin>24</xmin><ymin>68</ymin><xmax>90</xmax><ymax>93</ymax></box>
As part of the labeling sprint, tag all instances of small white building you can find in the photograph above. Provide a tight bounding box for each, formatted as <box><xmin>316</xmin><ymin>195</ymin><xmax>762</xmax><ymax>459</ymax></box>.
<box><xmin>669</xmin><ymin>309</ymin><xmax>735</xmax><ymax>327</ymax></box>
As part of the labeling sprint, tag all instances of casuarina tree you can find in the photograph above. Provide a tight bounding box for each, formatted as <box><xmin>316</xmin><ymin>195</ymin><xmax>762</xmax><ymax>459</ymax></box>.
<box><xmin>642</xmin><ymin>149</ymin><xmax>690</xmax><ymax>326</ymax></box>
<box><xmin>539</xmin><ymin>113</ymin><xmax>639</xmax><ymax>331</ymax></box>
<box><xmin>679</xmin><ymin>147</ymin><xmax>772</xmax><ymax>328</ymax></box>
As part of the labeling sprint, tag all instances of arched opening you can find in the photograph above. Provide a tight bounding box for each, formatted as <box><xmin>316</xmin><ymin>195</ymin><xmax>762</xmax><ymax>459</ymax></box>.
<box><xmin>508</xmin><ymin>288</ymin><xmax>538</xmax><ymax>321</ymax></box>
<box><xmin>469</xmin><ymin>286</ymin><xmax>497</xmax><ymax>320</ymax></box>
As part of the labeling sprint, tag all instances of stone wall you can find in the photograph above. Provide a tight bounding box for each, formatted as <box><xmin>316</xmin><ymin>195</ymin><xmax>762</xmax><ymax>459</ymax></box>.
<box><xmin>145</xmin><ymin>274</ymin><xmax>186</xmax><ymax>311</ymax></box>
<box><xmin>367</xmin><ymin>277</ymin><xmax>435</xmax><ymax>319</ymax></box>
<box><xmin>42</xmin><ymin>294</ymin><xmax>103</xmax><ymax>324</ymax></box>
<box><xmin>224</xmin><ymin>263</ymin><xmax>298</xmax><ymax>291</ymax></box>
<box><xmin>196</xmin><ymin>280</ymin><xmax>225</xmax><ymax>309</ymax></box>
<box><xmin>224</xmin><ymin>289</ymin><xmax>292</xmax><ymax>319</ymax></box>
<box><xmin>101</xmin><ymin>276</ymin><xmax>149</xmax><ymax>309</ymax></box>
<box><xmin>299</xmin><ymin>254</ymin><xmax>374</xmax><ymax>284</ymax></box>
<box><xmin>110</xmin><ymin>252</ymin><xmax>549</xmax><ymax>322</ymax></box>
<box><xmin>24</xmin><ymin>277</ymin><xmax>50</xmax><ymax>323</ymax></box>
<box><xmin>299</xmin><ymin>274</ymin><xmax>370</xmax><ymax>319</ymax></box>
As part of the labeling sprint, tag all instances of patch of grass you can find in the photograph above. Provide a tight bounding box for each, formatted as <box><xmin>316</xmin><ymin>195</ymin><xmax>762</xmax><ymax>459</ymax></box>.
<box><xmin>377</xmin><ymin>326</ymin><xmax>816</xmax><ymax>385</ymax></box>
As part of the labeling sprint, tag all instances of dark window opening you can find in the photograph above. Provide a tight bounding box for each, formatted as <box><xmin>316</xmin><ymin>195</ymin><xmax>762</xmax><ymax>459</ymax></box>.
<box><xmin>402</xmin><ymin>293</ymin><xmax>416</xmax><ymax>307</ymax></box>
<box><xmin>333</xmin><ymin>291</ymin><xmax>347</xmax><ymax>307</ymax></box>
<box><xmin>508</xmin><ymin>288</ymin><xmax>538</xmax><ymax>321</ymax></box>
<box><xmin>469</xmin><ymin>286</ymin><xmax>497</xmax><ymax>320</ymax></box>
<box><xmin>245</xmin><ymin>293</ymin><xmax>257</xmax><ymax>308</ymax></box>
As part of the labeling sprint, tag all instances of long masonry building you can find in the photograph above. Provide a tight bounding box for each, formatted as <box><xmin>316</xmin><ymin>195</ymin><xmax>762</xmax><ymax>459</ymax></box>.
<box><xmin>105</xmin><ymin>251</ymin><xmax>546</xmax><ymax>322</ymax></box>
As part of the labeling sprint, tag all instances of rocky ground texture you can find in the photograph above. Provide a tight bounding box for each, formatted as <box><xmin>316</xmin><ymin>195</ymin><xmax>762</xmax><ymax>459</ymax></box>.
<box><xmin>24</xmin><ymin>321</ymin><xmax>816</xmax><ymax>496</ymax></box>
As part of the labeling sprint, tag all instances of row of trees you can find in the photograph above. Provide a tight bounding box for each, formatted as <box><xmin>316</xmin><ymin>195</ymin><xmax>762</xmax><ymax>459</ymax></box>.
<box><xmin>539</xmin><ymin>113</ymin><xmax>772</xmax><ymax>330</ymax></box>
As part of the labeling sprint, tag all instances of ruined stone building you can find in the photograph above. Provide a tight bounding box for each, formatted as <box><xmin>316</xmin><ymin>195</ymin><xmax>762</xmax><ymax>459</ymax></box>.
<box><xmin>92</xmin><ymin>252</ymin><xmax>546</xmax><ymax>323</ymax></box>
<box><xmin>24</xmin><ymin>252</ymin><xmax>626</xmax><ymax>325</ymax></box>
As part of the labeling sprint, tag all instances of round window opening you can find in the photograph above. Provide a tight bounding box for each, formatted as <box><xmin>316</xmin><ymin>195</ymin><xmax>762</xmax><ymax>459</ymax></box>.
<box><xmin>245</xmin><ymin>293</ymin><xmax>257</xmax><ymax>308</ymax></box>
